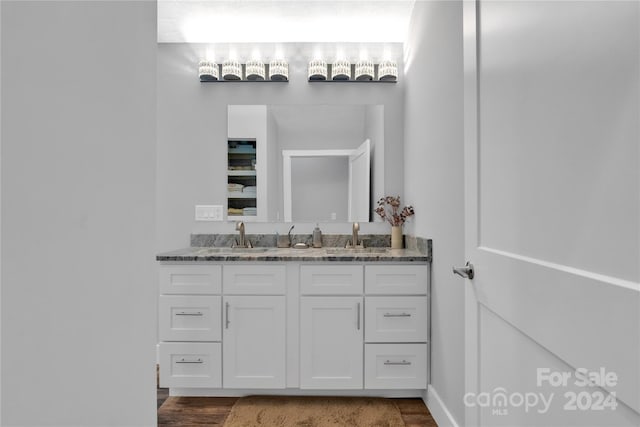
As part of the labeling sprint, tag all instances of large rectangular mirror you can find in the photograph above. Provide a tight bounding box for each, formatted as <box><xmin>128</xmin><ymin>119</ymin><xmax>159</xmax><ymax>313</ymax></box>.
<box><xmin>227</xmin><ymin>104</ymin><xmax>384</xmax><ymax>223</ymax></box>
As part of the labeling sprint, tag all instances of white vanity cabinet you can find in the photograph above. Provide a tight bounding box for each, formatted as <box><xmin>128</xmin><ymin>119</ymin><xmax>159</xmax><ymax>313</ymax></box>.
<box><xmin>157</xmin><ymin>261</ymin><xmax>429</xmax><ymax>396</ymax></box>
<box><xmin>300</xmin><ymin>296</ymin><xmax>364</xmax><ymax>389</ymax></box>
<box><xmin>223</xmin><ymin>295</ymin><xmax>286</xmax><ymax>388</ymax></box>
<box><xmin>364</xmin><ymin>296</ymin><xmax>429</xmax><ymax>343</ymax></box>
<box><xmin>300</xmin><ymin>265</ymin><xmax>363</xmax><ymax>295</ymax></box>
<box><xmin>222</xmin><ymin>265</ymin><xmax>287</xmax><ymax>388</ymax></box>
<box><xmin>363</xmin><ymin>265</ymin><xmax>429</xmax><ymax>390</ymax></box>
<box><xmin>158</xmin><ymin>265</ymin><xmax>223</xmax><ymax>389</ymax></box>
<box><xmin>159</xmin><ymin>295</ymin><xmax>222</xmax><ymax>342</ymax></box>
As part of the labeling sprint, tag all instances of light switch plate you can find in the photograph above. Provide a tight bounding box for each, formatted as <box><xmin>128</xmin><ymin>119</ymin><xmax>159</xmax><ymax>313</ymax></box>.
<box><xmin>195</xmin><ymin>205</ymin><xmax>223</xmax><ymax>221</ymax></box>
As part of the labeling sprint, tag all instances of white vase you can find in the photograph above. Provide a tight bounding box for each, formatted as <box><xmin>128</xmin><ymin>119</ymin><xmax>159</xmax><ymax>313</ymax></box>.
<box><xmin>391</xmin><ymin>225</ymin><xmax>403</xmax><ymax>249</ymax></box>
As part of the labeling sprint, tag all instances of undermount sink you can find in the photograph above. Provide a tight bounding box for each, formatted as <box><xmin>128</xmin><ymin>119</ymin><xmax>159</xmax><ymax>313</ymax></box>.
<box><xmin>229</xmin><ymin>247</ymin><xmax>271</xmax><ymax>253</ymax></box>
<box><xmin>325</xmin><ymin>248</ymin><xmax>389</xmax><ymax>255</ymax></box>
<box><xmin>194</xmin><ymin>247</ymin><xmax>271</xmax><ymax>255</ymax></box>
<box><xmin>194</xmin><ymin>247</ymin><xmax>227</xmax><ymax>254</ymax></box>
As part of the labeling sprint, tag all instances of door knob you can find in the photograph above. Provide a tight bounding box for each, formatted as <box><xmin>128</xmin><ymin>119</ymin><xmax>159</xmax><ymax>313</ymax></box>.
<box><xmin>453</xmin><ymin>262</ymin><xmax>474</xmax><ymax>279</ymax></box>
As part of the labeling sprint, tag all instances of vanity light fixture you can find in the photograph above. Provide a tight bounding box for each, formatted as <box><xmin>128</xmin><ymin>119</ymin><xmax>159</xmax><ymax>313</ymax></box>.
<box><xmin>378</xmin><ymin>59</ymin><xmax>398</xmax><ymax>82</ymax></box>
<box><xmin>198</xmin><ymin>60</ymin><xmax>218</xmax><ymax>81</ymax></box>
<box><xmin>245</xmin><ymin>59</ymin><xmax>265</xmax><ymax>81</ymax></box>
<box><xmin>355</xmin><ymin>59</ymin><xmax>374</xmax><ymax>81</ymax></box>
<box><xmin>269</xmin><ymin>59</ymin><xmax>289</xmax><ymax>81</ymax></box>
<box><xmin>308</xmin><ymin>59</ymin><xmax>328</xmax><ymax>80</ymax></box>
<box><xmin>332</xmin><ymin>59</ymin><xmax>351</xmax><ymax>80</ymax></box>
<box><xmin>222</xmin><ymin>60</ymin><xmax>242</xmax><ymax>80</ymax></box>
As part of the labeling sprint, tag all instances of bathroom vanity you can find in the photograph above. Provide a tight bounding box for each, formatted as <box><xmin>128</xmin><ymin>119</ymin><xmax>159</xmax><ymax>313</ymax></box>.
<box><xmin>156</xmin><ymin>244</ymin><xmax>430</xmax><ymax>397</ymax></box>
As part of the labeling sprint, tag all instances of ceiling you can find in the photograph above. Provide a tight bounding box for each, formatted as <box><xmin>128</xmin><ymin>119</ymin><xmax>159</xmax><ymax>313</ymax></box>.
<box><xmin>158</xmin><ymin>0</ymin><xmax>416</xmax><ymax>43</ymax></box>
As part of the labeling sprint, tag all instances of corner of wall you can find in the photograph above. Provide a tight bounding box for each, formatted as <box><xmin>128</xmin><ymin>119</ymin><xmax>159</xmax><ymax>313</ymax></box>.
<box><xmin>403</xmin><ymin>0</ymin><xmax>466</xmax><ymax>424</ymax></box>
<box><xmin>425</xmin><ymin>385</ymin><xmax>462</xmax><ymax>427</ymax></box>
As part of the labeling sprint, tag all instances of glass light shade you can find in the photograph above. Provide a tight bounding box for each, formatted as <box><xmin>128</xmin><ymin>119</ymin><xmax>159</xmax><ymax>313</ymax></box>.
<box><xmin>198</xmin><ymin>60</ymin><xmax>218</xmax><ymax>81</ymax></box>
<box><xmin>245</xmin><ymin>59</ymin><xmax>265</xmax><ymax>81</ymax></box>
<box><xmin>378</xmin><ymin>59</ymin><xmax>398</xmax><ymax>81</ymax></box>
<box><xmin>269</xmin><ymin>59</ymin><xmax>288</xmax><ymax>81</ymax></box>
<box><xmin>355</xmin><ymin>59</ymin><xmax>374</xmax><ymax>81</ymax></box>
<box><xmin>308</xmin><ymin>59</ymin><xmax>327</xmax><ymax>81</ymax></box>
<box><xmin>222</xmin><ymin>60</ymin><xmax>242</xmax><ymax>80</ymax></box>
<box><xmin>332</xmin><ymin>59</ymin><xmax>351</xmax><ymax>80</ymax></box>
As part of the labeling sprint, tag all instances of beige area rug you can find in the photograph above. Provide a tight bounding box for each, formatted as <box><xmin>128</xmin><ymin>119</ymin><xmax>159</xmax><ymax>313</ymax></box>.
<box><xmin>222</xmin><ymin>395</ymin><xmax>406</xmax><ymax>427</ymax></box>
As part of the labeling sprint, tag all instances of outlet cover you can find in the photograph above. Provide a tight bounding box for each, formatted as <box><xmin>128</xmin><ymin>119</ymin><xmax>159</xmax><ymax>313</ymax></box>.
<box><xmin>195</xmin><ymin>205</ymin><xmax>223</xmax><ymax>221</ymax></box>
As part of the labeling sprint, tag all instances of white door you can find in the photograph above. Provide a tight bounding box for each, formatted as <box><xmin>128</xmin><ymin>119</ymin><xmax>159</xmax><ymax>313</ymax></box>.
<box><xmin>348</xmin><ymin>139</ymin><xmax>370</xmax><ymax>222</ymax></box>
<box><xmin>300</xmin><ymin>296</ymin><xmax>363</xmax><ymax>389</ymax></box>
<box><xmin>223</xmin><ymin>296</ymin><xmax>286</xmax><ymax>388</ymax></box>
<box><xmin>462</xmin><ymin>2</ymin><xmax>639</xmax><ymax>426</ymax></box>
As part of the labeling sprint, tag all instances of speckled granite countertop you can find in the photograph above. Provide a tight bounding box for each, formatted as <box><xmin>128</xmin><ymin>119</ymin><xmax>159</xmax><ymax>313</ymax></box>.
<box><xmin>157</xmin><ymin>234</ymin><xmax>431</xmax><ymax>262</ymax></box>
<box><xmin>156</xmin><ymin>246</ymin><xmax>429</xmax><ymax>262</ymax></box>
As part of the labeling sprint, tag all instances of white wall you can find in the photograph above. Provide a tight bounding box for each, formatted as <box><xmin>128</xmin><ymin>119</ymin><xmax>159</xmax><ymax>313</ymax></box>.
<box><xmin>292</xmin><ymin>156</ymin><xmax>349</xmax><ymax>222</ymax></box>
<box><xmin>0</xmin><ymin>0</ymin><xmax>3</xmax><ymax>421</ymax></box>
<box><xmin>365</xmin><ymin>105</ymin><xmax>385</xmax><ymax>218</ymax></box>
<box><xmin>1</xmin><ymin>1</ymin><xmax>157</xmax><ymax>425</ymax></box>
<box><xmin>266</xmin><ymin>109</ymin><xmax>281</xmax><ymax>221</ymax></box>
<box><xmin>157</xmin><ymin>44</ymin><xmax>405</xmax><ymax>250</ymax></box>
<box><xmin>403</xmin><ymin>0</ymin><xmax>465</xmax><ymax>424</ymax></box>
<box><xmin>273</xmin><ymin>105</ymin><xmax>367</xmax><ymax>151</ymax></box>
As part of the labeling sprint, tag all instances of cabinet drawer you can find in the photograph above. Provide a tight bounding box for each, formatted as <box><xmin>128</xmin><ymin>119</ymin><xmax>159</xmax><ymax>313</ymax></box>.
<box><xmin>365</xmin><ymin>343</ymin><xmax>427</xmax><ymax>389</ymax></box>
<box><xmin>365</xmin><ymin>296</ymin><xmax>428</xmax><ymax>342</ymax></box>
<box><xmin>159</xmin><ymin>264</ymin><xmax>222</xmax><ymax>294</ymax></box>
<box><xmin>300</xmin><ymin>265</ymin><xmax>363</xmax><ymax>295</ymax></box>
<box><xmin>159</xmin><ymin>295</ymin><xmax>221</xmax><ymax>342</ymax></box>
<box><xmin>223</xmin><ymin>265</ymin><xmax>286</xmax><ymax>295</ymax></box>
<box><xmin>159</xmin><ymin>342</ymin><xmax>222</xmax><ymax>388</ymax></box>
<box><xmin>365</xmin><ymin>265</ymin><xmax>428</xmax><ymax>295</ymax></box>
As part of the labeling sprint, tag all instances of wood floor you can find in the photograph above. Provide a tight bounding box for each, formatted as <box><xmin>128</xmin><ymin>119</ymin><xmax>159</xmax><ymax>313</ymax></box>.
<box><xmin>157</xmin><ymin>386</ymin><xmax>438</xmax><ymax>426</ymax></box>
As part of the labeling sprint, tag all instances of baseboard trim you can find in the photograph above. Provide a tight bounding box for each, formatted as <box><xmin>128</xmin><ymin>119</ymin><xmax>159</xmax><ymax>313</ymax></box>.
<box><xmin>425</xmin><ymin>384</ymin><xmax>460</xmax><ymax>427</ymax></box>
<box><xmin>170</xmin><ymin>388</ymin><xmax>424</xmax><ymax>398</ymax></box>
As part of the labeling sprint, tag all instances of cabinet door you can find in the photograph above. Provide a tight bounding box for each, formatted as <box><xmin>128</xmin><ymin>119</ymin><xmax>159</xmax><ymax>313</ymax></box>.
<box><xmin>300</xmin><ymin>297</ymin><xmax>363</xmax><ymax>389</ymax></box>
<box><xmin>222</xmin><ymin>296</ymin><xmax>286</xmax><ymax>388</ymax></box>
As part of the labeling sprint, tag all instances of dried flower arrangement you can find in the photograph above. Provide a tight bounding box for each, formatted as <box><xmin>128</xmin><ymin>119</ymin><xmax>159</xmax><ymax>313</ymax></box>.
<box><xmin>375</xmin><ymin>196</ymin><xmax>415</xmax><ymax>226</ymax></box>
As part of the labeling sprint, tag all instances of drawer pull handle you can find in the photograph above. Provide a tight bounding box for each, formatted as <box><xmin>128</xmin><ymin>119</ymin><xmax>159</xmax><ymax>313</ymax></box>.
<box><xmin>225</xmin><ymin>302</ymin><xmax>230</xmax><ymax>329</ymax></box>
<box><xmin>383</xmin><ymin>313</ymin><xmax>411</xmax><ymax>318</ymax></box>
<box><xmin>176</xmin><ymin>358</ymin><xmax>203</xmax><ymax>364</ymax></box>
<box><xmin>356</xmin><ymin>302</ymin><xmax>361</xmax><ymax>330</ymax></box>
<box><xmin>175</xmin><ymin>312</ymin><xmax>203</xmax><ymax>316</ymax></box>
<box><xmin>384</xmin><ymin>360</ymin><xmax>411</xmax><ymax>366</ymax></box>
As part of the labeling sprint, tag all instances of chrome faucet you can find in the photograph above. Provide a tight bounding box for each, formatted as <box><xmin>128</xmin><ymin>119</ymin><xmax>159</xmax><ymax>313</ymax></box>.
<box><xmin>234</xmin><ymin>221</ymin><xmax>251</xmax><ymax>248</ymax></box>
<box><xmin>287</xmin><ymin>225</ymin><xmax>295</xmax><ymax>246</ymax></box>
<box><xmin>346</xmin><ymin>222</ymin><xmax>363</xmax><ymax>248</ymax></box>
